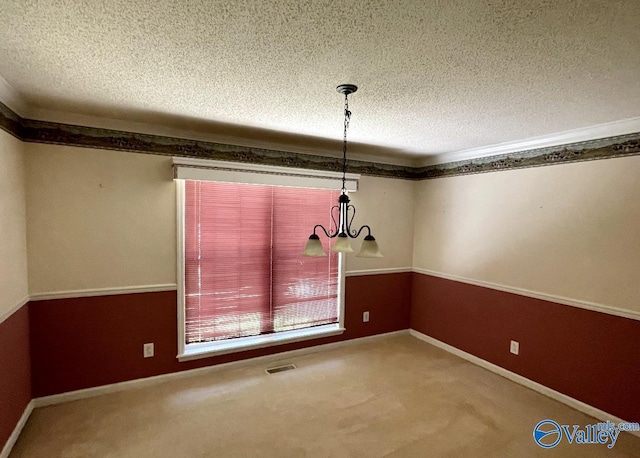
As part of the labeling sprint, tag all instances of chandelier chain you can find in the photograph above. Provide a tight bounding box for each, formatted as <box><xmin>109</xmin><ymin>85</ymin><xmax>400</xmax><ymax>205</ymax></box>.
<box><xmin>342</xmin><ymin>93</ymin><xmax>351</xmax><ymax>192</ymax></box>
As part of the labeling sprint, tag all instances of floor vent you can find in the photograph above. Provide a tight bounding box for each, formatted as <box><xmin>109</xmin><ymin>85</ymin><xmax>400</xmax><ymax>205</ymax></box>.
<box><xmin>265</xmin><ymin>364</ymin><xmax>297</xmax><ymax>374</ymax></box>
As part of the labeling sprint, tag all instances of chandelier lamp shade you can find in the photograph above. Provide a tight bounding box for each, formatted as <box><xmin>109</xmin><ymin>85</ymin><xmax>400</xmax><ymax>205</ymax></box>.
<box><xmin>302</xmin><ymin>84</ymin><xmax>383</xmax><ymax>258</ymax></box>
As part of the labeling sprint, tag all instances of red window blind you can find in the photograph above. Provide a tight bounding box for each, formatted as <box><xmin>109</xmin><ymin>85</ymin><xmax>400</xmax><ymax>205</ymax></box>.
<box><xmin>184</xmin><ymin>180</ymin><xmax>339</xmax><ymax>344</ymax></box>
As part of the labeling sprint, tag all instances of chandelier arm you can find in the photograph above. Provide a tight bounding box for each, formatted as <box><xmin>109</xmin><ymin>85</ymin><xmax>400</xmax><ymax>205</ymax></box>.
<box><xmin>345</xmin><ymin>204</ymin><xmax>357</xmax><ymax>237</ymax></box>
<box><xmin>330</xmin><ymin>204</ymin><xmax>341</xmax><ymax>237</ymax></box>
<box><xmin>313</xmin><ymin>224</ymin><xmax>334</xmax><ymax>239</ymax></box>
<box><xmin>351</xmin><ymin>224</ymin><xmax>373</xmax><ymax>239</ymax></box>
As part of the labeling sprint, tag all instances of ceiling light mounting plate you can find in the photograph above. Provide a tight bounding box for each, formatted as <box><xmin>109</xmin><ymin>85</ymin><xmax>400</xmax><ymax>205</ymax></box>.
<box><xmin>336</xmin><ymin>84</ymin><xmax>358</xmax><ymax>95</ymax></box>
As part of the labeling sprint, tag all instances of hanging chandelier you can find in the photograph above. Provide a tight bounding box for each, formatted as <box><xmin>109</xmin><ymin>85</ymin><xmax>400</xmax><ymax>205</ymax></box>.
<box><xmin>302</xmin><ymin>84</ymin><xmax>382</xmax><ymax>258</ymax></box>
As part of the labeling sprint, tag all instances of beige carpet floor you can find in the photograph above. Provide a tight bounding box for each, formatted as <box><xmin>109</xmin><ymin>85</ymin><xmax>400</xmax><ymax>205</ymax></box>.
<box><xmin>11</xmin><ymin>333</ymin><xmax>640</xmax><ymax>457</ymax></box>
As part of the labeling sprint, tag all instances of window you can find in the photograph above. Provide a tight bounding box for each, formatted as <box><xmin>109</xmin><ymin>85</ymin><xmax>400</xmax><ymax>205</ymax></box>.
<box><xmin>176</xmin><ymin>170</ymin><xmax>351</xmax><ymax>361</ymax></box>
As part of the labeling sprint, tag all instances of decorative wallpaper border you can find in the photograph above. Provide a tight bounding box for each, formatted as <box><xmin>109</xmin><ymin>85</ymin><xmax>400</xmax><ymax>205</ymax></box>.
<box><xmin>415</xmin><ymin>133</ymin><xmax>640</xmax><ymax>179</ymax></box>
<box><xmin>0</xmin><ymin>99</ymin><xmax>22</xmax><ymax>138</ymax></box>
<box><xmin>1</xmin><ymin>100</ymin><xmax>639</xmax><ymax>180</ymax></box>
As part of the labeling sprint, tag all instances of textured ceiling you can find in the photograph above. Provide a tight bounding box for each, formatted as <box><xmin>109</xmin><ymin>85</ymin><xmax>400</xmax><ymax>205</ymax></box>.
<box><xmin>1</xmin><ymin>0</ymin><xmax>640</xmax><ymax>161</ymax></box>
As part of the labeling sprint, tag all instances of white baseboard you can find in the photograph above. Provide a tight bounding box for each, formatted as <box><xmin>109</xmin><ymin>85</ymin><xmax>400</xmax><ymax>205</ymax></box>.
<box><xmin>409</xmin><ymin>329</ymin><xmax>640</xmax><ymax>438</ymax></box>
<box><xmin>34</xmin><ymin>330</ymin><xmax>409</xmax><ymax>408</ymax></box>
<box><xmin>1</xmin><ymin>399</ymin><xmax>34</xmax><ymax>458</ymax></box>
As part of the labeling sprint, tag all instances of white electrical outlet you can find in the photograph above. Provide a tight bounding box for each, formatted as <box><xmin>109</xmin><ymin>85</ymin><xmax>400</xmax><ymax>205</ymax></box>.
<box><xmin>143</xmin><ymin>343</ymin><xmax>154</xmax><ymax>358</ymax></box>
<box><xmin>363</xmin><ymin>311</ymin><xmax>370</xmax><ymax>322</ymax></box>
<box><xmin>510</xmin><ymin>340</ymin><xmax>519</xmax><ymax>355</ymax></box>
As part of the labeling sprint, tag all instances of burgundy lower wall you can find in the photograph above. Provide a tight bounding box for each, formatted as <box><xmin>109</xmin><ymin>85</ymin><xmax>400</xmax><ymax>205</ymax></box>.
<box><xmin>25</xmin><ymin>271</ymin><xmax>639</xmax><ymax>425</ymax></box>
<box><xmin>411</xmin><ymin>272</ymin><xmax>640</xmax><ymax>422</ymax></box>
<box><xmin>29</xmin><ymin>273</ymin><xmax>412</xmax><ymax>397</ymax></box>
<box><xmin>0</xmin><ymin>304</ymin><xmax>32</xmax><ymax>449</ymax></box>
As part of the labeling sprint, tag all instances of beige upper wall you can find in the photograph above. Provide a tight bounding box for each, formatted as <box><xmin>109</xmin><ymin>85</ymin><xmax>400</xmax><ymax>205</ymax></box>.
<box><xmin>25</xmin><ymin>145</ymin><xmax>413</xmax><ymax>294</ymax></box>
<box><xmin>413</xmin><ymin>156</ymin><xmax>640</xmax><ymax>313</ymax></box>
<box><xmin>25</xmin><ymin>144</ymin><xmax>177</xmax><ymax>293</ymax></box>
<box><xmin>0</xmin><ymin>129</ymin><xmax>28</xmax><ymax>317</ymax></box>
<box><xmin>346</xmin><ymin>175</ymin><xmax>414</xmax><ymax>272</ymax></box>
<box><xmin>21</xmin><ymin>138</ymin><xmax>640</xmax><ymax>312</ymax></box>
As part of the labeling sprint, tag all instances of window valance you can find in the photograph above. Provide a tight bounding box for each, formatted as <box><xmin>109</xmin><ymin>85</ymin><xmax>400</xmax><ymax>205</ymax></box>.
<box><xmin>172</xmin><ymin>157</ymin><xmax>359</xmax><ymax>192</ymax></box>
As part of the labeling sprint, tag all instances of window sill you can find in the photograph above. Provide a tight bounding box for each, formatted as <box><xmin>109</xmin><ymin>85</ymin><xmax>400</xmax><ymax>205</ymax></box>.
<box><xmin>177</xmin><ymin>324</ymin><xmax>345</xmax><ymax>362</ymax></box>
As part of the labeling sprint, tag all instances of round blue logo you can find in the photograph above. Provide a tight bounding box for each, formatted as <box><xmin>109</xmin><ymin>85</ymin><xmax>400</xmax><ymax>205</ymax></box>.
<box><xmin>533</xmin><ymin>420</ymin><xmax>563</xmax><ymax>448</ymax></box>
